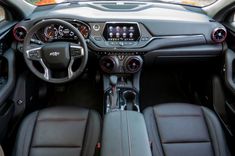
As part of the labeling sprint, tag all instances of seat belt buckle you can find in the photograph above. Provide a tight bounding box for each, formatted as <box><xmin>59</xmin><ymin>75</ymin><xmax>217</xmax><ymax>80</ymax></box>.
<box><xmin>94</xmin><ymin>142</ymin><xmax>101</xmax><ymax>156</ymax></box>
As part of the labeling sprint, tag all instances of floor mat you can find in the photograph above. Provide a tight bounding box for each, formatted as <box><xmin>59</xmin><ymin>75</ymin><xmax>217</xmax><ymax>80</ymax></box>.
<box><xmin>48</xmin><ymin>77</ymin><xmax>103</xmax><ymax>113</ymax></box>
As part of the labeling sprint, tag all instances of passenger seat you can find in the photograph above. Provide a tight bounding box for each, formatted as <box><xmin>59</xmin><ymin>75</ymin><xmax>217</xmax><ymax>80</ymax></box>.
<box><xmin>143</xmin><ymin>103</ymin><xmax>230</xmax><ymax>156</ymax></box>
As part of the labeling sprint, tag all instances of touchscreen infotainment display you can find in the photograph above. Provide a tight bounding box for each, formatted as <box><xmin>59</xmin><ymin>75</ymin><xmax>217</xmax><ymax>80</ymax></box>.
<box><xmin>103</xmin><ymin>23</ymin><xmax>140</xmax><ymax>41</ymax></box>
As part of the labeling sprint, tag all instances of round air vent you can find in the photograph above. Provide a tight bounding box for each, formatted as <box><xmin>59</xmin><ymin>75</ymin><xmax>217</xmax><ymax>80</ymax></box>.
<box><xmin>100</xmin><ymin>56</ymin><xmax>118</xmax><ymax>73</ymax></box>
<box><xmin>124</xmin><ymin>56</ymin><xmax>143</xmax><ymax>73</ymax></box>
<box><xmin>13</xmin><ymin>25</ymin><xmax>27</xmax><ymax>42</ymax></box>
<box><xmin>211</xmin><ymin>27</ymin><xmax>227</xmax><ymax>43</ymax></box>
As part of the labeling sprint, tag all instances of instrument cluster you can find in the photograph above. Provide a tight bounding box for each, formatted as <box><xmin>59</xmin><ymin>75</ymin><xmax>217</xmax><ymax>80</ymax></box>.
<box><xmin>36</xmin><ymin>21</ymin><xmax>90</xmax><ymax>42</ymax></box>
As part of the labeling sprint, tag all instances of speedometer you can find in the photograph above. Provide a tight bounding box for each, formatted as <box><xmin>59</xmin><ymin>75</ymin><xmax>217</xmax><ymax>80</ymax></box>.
<box><xmin>44</xmin><ymin>25</ymin><xmax>58</xmax><ymax>39</ymax></box>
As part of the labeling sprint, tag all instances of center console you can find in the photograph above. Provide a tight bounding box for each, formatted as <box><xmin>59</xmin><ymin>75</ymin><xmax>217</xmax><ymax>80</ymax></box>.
<box><xmin>100</xmin><ymin>55</ymin><xmax>142</xmax><ymax>113</ymax></box>
<box><xmin>94</xmin><ymin>22</ymin><xmax>144</xmax><ymax>113</ymax></box>
<box><xmin>101</xmin><ymin>111</ymin><xmax>152</xmax><ymax>156</ymax></box>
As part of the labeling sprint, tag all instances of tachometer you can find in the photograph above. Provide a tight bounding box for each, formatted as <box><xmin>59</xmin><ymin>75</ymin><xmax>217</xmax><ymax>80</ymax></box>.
<box><xmin>44</xmin><ymin>25</ymin><xmax>58</xmax><ymax>39</ymax></box>
<box><xmin>79</xmin><ymin>25</ymin><xmax>89</xmax><ymax>39</ymax></box>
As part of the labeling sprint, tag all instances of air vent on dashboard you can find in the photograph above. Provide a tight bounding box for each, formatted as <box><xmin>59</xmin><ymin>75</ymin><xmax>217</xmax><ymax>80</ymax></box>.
<box><xmin>211</xmin><ymin>27</ymin><xmax>227</xmax><ymax>43</ymax></box>
<box><xmin>13</xmin><ymin>25</ymin><xmax>27</xmax><ymax>42</ymax></box>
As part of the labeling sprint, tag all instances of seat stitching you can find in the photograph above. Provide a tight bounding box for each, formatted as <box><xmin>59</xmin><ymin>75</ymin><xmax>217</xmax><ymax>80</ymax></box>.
<box><xmin>157</xmin><ymin>114</ymin><xmax>201</xmax><ymax>117</ymax></box>
<box><xmin>37</xmin><ymin>118</ymin><xmax>86</xmax><ymax>122</ymax></box>
<box><xmin>31</xmin><ymin>145</ymin><xmax>81</xmax><ymax>148</ymax></box>
<box><xmin>162</xmin><ymin>141</ymin><xmax>211</xmax><ymax>144</ymax></box>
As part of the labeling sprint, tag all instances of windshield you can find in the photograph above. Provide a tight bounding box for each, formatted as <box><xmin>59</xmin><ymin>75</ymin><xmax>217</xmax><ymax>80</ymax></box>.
<box><xmin>26</xmin><ymin>0</ymin><xmax>216</xmax><ymax>7</ymax></box>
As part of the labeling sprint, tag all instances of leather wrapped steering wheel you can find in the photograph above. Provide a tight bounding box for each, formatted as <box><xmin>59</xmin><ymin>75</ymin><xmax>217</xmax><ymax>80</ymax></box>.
<box><xmin>23</xmin><ymin>19</ymin><xmax>88</xmax><ymax>83</ymax></box>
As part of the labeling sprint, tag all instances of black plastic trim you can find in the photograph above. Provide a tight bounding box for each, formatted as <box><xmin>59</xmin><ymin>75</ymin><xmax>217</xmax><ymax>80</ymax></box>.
<box><xmin>0</xmin><ymin>49</ymin><xmax>16</xmax><ymax>106</ymax></box>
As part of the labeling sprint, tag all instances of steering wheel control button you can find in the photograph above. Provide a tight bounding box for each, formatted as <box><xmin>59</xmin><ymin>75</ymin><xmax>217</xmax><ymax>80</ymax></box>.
<box><xmin>26</xmin><ymin>47</ymin><xmax>42</xmax><ymax>60</ymax></box>
<box><xmin>70</xmin><ymin>45</ymin><xmax>84</xmax><ymax>58</ymax></box>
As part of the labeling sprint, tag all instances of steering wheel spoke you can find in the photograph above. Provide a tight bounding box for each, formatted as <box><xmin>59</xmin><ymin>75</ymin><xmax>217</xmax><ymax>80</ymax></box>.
<box><xmin>68</xmin><ymin>57</ymin><xmax>74</xmax><ymax>78</ymax></box>
<box><xmin>39</xmin><ymin>59</ymin><xmax>51</xmax><ymax>80</ymax></box>
<box><xmin>70</xmin><ymin>44</ymin><xmax>84</xmax><ymax>58</ymax></box>
<box><xmin>26</xmin><ymin>46</ymin><xmax>43</xmax><ymax>61</ymax></box>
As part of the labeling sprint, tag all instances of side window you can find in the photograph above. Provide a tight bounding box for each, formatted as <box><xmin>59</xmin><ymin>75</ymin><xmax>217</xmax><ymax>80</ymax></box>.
<box><xmin>0</xmin><ymin>6</ymin><xmax>5</xmax><ymax>22</ymax></box>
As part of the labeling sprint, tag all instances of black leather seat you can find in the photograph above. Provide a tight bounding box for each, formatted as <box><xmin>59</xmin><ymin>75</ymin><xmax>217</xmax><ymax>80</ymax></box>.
<box><xmin>13</xmin><ymin>107</ymin><xmax>101</xmax><ymax>156</ymax></box>
<box><xmin>143</xmin><ymin>103</ymin><xmax>230</xmax><ymax>156</ymax></box>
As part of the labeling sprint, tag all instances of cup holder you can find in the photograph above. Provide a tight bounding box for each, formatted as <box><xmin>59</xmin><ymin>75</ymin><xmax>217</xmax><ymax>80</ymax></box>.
<box><xmin>122</xmin><ymin>90</ymin><xmax>140</xmax><ymax>112</ymax></box>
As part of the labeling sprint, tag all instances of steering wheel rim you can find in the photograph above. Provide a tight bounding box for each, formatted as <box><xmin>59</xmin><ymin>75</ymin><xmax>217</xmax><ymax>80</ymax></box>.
<box><xmin>23</xmin><ymin>19</ymin><xmax>88</xmax><ymax>83</ymax></box>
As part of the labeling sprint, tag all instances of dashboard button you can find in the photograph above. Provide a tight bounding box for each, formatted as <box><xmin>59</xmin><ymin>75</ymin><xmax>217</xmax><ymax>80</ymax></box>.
<box><xmin>109</xmin><ymin>42</ymin><xmax>115</xmax><ymax>45</ymax></box>
<box><xmin>141</xmin><ymin>37</ymin><xmax>150</xmax><ymax>41</ymax></box>
<box><xmin>93</xmin><ymin>24</ymin><xmax>100</xmax><ymax>31</ymax></box>
<box><xmin>129</xmin><ymin>42</ymin><xmax>133</xmax><ymax>45</ymax></box>
<box><xmin>119</xmin><ymin>42</ymin><xmax>124</xmax><ymax>46</ymax></box>
<box><xmin>94</xmin><ymin>36</ymin><xmax>102</xmax><ymax>41</ymax></box>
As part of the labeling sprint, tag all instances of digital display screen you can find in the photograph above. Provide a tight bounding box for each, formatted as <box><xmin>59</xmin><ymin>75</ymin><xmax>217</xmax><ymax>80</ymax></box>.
<box><xmin>103</xmin><ymin>23</ymin><xmax>140</xmax><ymax>41</ymax></box>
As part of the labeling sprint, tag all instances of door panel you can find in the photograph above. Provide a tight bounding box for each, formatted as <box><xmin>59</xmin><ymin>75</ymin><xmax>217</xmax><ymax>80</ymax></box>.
<box><xmin>0</xmin><ymin>4</ymin><xmax>16</xmax><ymax>143</ymax></box>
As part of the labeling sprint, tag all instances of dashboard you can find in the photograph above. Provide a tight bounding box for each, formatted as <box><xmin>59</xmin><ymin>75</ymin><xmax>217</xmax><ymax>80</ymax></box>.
<box><xmin>13</xmin><ymin>1</ymin><xmax>227</xmax><ymax>61</ymax></box>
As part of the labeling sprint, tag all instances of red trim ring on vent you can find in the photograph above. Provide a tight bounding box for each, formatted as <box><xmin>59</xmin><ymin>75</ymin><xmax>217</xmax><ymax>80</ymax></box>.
<box><xmin>13</xmin><ymin>25</ymin><xmax>27</xmax><ymax>42</ymax></box>
<box><xmin>211</xmin><ymin>27</ymin><xmax>227</xmax><ymax>43</ymax></box>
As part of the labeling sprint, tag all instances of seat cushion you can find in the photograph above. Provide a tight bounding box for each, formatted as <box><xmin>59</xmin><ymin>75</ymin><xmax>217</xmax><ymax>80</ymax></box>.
<box><xmin>143</xmin><ymin>103</ymin><xmax>230</xmax><ymax>156</ymax></box>
<box><xmin>13</xmin><ymin>107</ymin><xmax>101</xmax><ymax>156</ymax></box>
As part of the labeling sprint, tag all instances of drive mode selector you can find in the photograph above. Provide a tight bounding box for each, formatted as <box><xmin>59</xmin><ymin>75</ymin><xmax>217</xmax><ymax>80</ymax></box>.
<box><xmin>100</xmin><ymin>56</ymin><xmax>118</xmax><ymax>73</ymax></box>
<box><xmin>124</xmin><ymin>56</ymin><xmax>143</xmax><ymax>73</ymax></box>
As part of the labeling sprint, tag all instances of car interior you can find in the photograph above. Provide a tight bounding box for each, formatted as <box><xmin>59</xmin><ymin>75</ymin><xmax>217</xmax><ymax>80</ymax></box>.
<box><xmin>0</xmin><ymin>0</ymin><xmax>235</xmax><ymax>155</ymax></box>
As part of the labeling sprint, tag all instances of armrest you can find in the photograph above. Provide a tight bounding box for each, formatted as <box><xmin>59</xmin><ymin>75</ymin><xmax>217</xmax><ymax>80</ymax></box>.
<box><xmin>101</xmin><ymin>111</ymin><xmax>152</xmax><ymax>156</ymax></box>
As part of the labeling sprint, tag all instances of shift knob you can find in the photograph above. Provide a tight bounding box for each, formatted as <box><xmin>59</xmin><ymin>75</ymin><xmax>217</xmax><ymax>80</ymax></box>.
<box><xmin>110</xmin><ymin>75</ymin><xmax>118</xmax><ymax>86</ymax></box>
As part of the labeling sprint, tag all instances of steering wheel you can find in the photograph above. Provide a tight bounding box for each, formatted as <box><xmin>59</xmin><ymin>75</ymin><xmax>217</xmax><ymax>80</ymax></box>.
<box><xmin>23</xmin><ymin>19</ymin><xmax>88</xmax><ymax>83</ymax></box>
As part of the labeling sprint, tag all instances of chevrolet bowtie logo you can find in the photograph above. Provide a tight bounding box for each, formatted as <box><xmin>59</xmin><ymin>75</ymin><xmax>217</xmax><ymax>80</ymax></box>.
<box><xmin>49</xmin><ymin>52</ymin><xmax>60</xmax><ymax>56</ymax></box>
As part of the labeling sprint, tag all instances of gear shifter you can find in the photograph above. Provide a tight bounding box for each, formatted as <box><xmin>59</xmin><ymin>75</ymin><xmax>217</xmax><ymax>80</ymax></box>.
<box><xmin>110</xmin><ymin>75</ymin><xmax>118</xmax><ymax>86</ymax></box>
<box><xmin>109</xmin><ymin>75</ymin><xmax>118</xmax><ymax>110</ymax></box>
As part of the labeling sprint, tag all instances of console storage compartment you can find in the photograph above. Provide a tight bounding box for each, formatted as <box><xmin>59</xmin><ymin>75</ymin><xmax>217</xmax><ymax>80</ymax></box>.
<box><xmin>101</xmin><ymin>111</ymin><xmax>152</xmax><ymax>156</ymax></box>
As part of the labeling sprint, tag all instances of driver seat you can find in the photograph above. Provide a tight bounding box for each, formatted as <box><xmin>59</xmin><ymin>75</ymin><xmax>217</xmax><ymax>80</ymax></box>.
<box><xmin>13</xmin><ymin>107</ymin><xmax>101</xmax><ymax>156</ymax></box>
